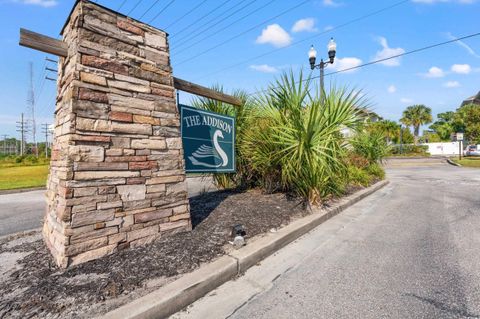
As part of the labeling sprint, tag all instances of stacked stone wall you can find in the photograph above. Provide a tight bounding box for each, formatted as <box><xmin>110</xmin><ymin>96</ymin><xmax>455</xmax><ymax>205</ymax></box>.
<box><xmin>44</xmin><ymin>0</ymin><xmax>191</xmax><ymax>267</ymax></box>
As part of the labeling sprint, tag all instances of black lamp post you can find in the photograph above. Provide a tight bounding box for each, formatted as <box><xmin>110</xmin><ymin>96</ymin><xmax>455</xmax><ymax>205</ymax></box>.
<box><xmin>309</xmin><ymin>38</ymin><xmax>337</xmax><ymax>98</ymax></box>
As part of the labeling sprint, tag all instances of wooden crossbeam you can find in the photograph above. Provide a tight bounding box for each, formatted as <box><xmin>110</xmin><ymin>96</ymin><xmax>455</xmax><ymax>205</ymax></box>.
<box><xmin>20</xmin><ymin>28</ymin><xmax>68</xmax><ymax>57</ymax></box>
<box><xmin>19</xmin><ymin>28</ymin><xmax>243</xmax><ymax>106</ymax></box>
<box><xmin>173</xmin><ymin>77</ymin><xmax>241</xmax><ymax>106</ymax></box>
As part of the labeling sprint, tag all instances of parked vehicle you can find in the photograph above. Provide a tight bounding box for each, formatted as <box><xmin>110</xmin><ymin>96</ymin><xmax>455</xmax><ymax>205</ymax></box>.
<box><xmin>464</xmin><ymin>145</ymin><xmax>480</xmax><ymax>156</ymax></box>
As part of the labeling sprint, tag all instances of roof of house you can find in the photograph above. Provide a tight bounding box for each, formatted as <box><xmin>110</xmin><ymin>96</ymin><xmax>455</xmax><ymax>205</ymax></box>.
<box><xmin>461</xmin><ymin>91</ymin><xmax>480</xmax><ymax>107</ymax></box>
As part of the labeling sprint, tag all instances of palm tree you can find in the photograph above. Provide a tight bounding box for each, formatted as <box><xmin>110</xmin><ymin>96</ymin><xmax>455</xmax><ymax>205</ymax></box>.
<box><xmin>368</xmin><ymin>120</ymin><xmax>400</xmax><ymax>144</ymax></box>
<box><xmin>400</xmin><ymin>105</ymin><xmax>432</xmax><ymax>145</ymax></box>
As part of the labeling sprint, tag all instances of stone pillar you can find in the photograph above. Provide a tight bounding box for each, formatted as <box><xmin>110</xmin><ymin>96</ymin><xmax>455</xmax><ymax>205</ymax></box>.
<box><xmin>44</xmin><ymin>0</ymin><xmax>191</xmax><ymax>268</ymax></box>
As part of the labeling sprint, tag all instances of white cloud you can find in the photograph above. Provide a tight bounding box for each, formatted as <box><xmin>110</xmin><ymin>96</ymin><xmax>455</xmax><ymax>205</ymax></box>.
<box><xmin>446</xmin><ymin>32</ymin><xmax>480</xmax><ymax>58</ymax></box>
<box><xmin>451</xmin><ymin>63</ymin><xmax>471</xmax><ymax>74</ymax></box>
<box><xmin>423</xmin><ymin>66</ymin><xmax>445</xmax><ymax>78</ymax></box>
<box><xmin>249</xmin><ymin>64</ymin><xmax>278</xmax><ymax>73</ymax></box>
<box><xmin>401</xmin><ymin>98</ymin><xmax>413</xmax><ymax>103</ymax></box>
<box><xmin>292</xmin><ymin>18</ymin><xmax>318</xmax><ymax>33</ymax></box>
<box><xmin>331</xmin><ymin>57</ymin><xmax>363</xmax><ymax>73</ymax></box>
<box><xmin>372</xmin><ymin>37</ymin><xmax>405</xmax><ymax>66</ymax></box>
<box><xmin>323</xmin><ymin>0</ymin><xmax>342</xmax><ymax>6</ymax></box>
<box><xmin>14</xmin><ymin>0</ymin><xmax>58</xmax><ymax>7</ymax></box>
<box><xmin>256</xmin><ymin>24</ymin><xmax>292</xmax><ymax>48</ymax></box>
<box><xmin>388</xmin><ymin>85</ymin><xmax>397</xmax><ymax>93</ymax></box>
<box><xmin>324</xmin><ymin>25</ymin><xmax>334</xmax><ymax>31</ymax></box>
<box><xmin>444</xmin><ymin>81</ymin><xmax>460</xmax><ymax>88</ymax></box>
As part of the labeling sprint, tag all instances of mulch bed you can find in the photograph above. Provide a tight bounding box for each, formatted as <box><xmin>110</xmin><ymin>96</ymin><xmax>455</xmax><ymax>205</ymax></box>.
<box><xmin>0</xmin><ymin>189</ymin><xmax>308</xmax><ymax>319</ymax></box>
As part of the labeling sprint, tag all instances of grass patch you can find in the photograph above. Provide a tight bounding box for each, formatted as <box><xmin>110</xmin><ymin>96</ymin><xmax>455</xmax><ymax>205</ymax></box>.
<box><xmin>452</xmin><ymin>157</ymin><xmax>480</xmax><ymax>168</ymax></box>
<box><xmin>0</xmin><ymin>165</ymin><xmax>49</xmax><ymax>190</ymax></box>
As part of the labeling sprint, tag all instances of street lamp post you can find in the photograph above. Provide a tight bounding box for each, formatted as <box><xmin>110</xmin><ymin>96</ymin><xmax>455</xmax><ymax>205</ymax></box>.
<box><xmin>309</xmin><ymin>38</ymin><xmax>337</xmax><ymax>99</ymax></box>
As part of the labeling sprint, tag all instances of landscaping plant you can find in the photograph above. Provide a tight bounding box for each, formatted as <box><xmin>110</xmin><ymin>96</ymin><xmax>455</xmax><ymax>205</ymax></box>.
<box><xmin>350</xmin><ymin>130</ymin><xmax>391</xmax><ymax>164</ymax></box>
<box><xmin>241</xmin><ymin>71</ymin><xmax>365</xmax><ymax>204</ymax></box>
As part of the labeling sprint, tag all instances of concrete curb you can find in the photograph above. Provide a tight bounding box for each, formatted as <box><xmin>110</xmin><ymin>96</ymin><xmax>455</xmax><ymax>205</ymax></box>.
<box><xmin>446</xmin><ymin>158</ymin><xmax>461</xmax><ymax>167</ymax></box>
<box><xmin>102</xmin><ymin>180</ymin><xmax>389</xmax><ymax>319</ymax></box>
<box><xmin>0</xmin><ymin>187</ymin><xmax>45</xmax><ymax>195</ymax></box>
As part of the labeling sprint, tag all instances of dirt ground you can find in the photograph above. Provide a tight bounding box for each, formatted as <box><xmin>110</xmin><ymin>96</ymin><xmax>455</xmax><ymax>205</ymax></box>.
<box><xmin>0</xmin><ymin>189</ymin><xmax>309</xmax><ymax>319</ymax></box>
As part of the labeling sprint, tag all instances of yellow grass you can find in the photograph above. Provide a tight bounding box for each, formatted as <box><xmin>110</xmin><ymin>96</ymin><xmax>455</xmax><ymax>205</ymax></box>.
<box><xmin>453</xmin><ymin>157</ymin><xmax>480</xmax><ymax>168</ymax></box>
<box><xmin>0</xmin><ymin>165</ymin><xmax>49</xmax><ymax>190</ymax></box>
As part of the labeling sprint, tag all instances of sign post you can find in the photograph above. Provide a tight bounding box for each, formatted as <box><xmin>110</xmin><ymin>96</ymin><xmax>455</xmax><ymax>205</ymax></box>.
<box><xmin>456</xmin><ymin>132</ymin><xmax>464</xmax><ymax>161</ymax></box>
<box><xmin>180</xmin><ymin>105</ymin><xmax>236</xmax><ymax>173</ymax></box>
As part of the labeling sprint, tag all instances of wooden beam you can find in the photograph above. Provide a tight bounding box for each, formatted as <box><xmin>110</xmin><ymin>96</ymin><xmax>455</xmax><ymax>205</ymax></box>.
<box><xmin>19</xmin><ymin>28</ymin><xmax>242</xmax><ymax>106</ymax></box>
<box><xmin>173</xmin><ymin>77</ymin><xmax>242</xmax><ymax>106</ymax></box>
<box><xmin>19</xmin><ymin>28</ymin><xmax>68</xmax><ymax>57</ymax></box>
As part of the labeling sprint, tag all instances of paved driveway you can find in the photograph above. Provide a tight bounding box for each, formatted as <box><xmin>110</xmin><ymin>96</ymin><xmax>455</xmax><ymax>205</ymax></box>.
<box><xmin>0</xmin><ymin>176</ymin><xmax>215</xmax><ymax>237</ymax></box>
<box><xmin>173</xmin><ymin>160</ymin><xmax>480</xmax><ymax>319</ymax></box>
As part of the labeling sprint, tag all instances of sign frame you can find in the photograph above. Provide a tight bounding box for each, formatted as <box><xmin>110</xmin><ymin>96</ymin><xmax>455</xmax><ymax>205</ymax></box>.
<box><xmin>179</xmin><ymin>104</ymin><xmax>236</xmax><ymax>173</ymax></box>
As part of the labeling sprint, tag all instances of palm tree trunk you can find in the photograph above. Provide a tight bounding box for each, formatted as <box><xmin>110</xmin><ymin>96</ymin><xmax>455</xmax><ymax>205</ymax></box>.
<box><xmin>414</xmin><ymin>125</ymin><xmax>420</xmax><ymax>145</ymax></box>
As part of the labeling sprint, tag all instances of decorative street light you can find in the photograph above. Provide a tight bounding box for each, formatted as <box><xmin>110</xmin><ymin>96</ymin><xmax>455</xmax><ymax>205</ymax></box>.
<box><xmin>309</xmin><ymin>38</ymin><xmax>337</xmax><ymax>98</ymax></box>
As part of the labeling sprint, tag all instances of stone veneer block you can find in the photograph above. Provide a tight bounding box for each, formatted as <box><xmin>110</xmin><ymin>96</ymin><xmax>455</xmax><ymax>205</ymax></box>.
<box><xmin>43</xmin><ymin>0</ymin><xmax>191</xmax><ymax>268</ymax></box>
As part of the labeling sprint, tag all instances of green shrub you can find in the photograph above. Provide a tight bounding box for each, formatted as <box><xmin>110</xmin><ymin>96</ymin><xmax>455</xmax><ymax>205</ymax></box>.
<box><xmin>24</xmin><ymin>155</ymin><xmax>38</xmax><ymax>164</ymax></box>
<box><xmin>351</xmin><ymin>131</ymin><xmax>390</xmax><ymax>164</ymax></box>
<box><xmin>241</xmin><ymin>71</ymin><xmax>365</xmax><ymax>204</ymax></box>
<box><xmin>390</xmin><ymin>144</ymin><xmax>429</xmax><ymax>156</ymax></box>
<box><xmin>347</xmin><ymin>165</ymin><xmax>372</xmax><ymax>187</ymax></box>
<box><xmin>365</xmin><ymin>163</ymin><xmax>385</xmax><ymax>180</ymax></box>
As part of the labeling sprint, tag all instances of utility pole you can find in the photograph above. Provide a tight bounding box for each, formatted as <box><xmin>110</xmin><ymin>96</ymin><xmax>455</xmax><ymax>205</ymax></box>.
<box><xmin>27</xmin><ymin>62</ymin><xmax>38</xmax><ymax>156</ymax></box>
<box><xmin>42</xmin><ymin>123</ymin><xmax>50</xmax><ymax>157</ymax></box>
<box><xmin>16</xmin><ymin>113</ymin><xmax>28</xmax><ymax>156</ymax></box>
<box><xmin>1</xmin><ymin>134</ymin><xmax>7</xmax><ymax>155</ymax></box>
<box><xmin>2</xmin><ymin>134</ymin><xmax>7</xmax><ymax>155</ymax></box>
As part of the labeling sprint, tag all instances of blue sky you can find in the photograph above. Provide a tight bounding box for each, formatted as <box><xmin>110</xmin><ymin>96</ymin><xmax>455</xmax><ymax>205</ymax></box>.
<box><xmin>1</xmin><ymin>0</ymin><xmax>479</xmax><ymax>140</ymax></box>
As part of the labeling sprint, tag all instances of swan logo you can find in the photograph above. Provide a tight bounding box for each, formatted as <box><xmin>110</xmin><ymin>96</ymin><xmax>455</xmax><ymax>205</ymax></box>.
<box><xmin>180</xmin><ymin>105</ymin><xmax>235</xmax><ymax>173</ymax></box>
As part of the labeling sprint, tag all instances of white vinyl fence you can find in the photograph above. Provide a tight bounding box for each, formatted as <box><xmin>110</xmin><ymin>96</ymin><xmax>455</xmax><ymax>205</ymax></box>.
<box><xmin>422</xmin><ymin>142</ymin><xmax>462</xmax><ymax>156</ymax></box>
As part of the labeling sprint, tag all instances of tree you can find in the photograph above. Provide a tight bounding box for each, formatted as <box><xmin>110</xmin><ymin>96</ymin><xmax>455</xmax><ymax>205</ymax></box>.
<box><xmin>429</xmin><ymin>111</ymin><xmax>457</xmax><ymax>141</ymax></box>
<box><xmin>367</xmin><ymin>120</ymin><xmax>400</xmax><ymax>143</ymax></box>
<box><xmin>453</xmin><ymin>103</ymin><xmax>480</xmax><ymax>144</ymax></box>
<box><xmin>400</xmin><ymin>105</ymin><xmax>432</xmax><ymax>145</ymax></box>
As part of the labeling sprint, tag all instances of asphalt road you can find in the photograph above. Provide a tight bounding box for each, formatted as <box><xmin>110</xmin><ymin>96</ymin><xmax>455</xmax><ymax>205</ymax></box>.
<box><xmin>0</xmin><ymin>176</ymin><xmax>215</xmax><ymax>237</ymax></box>
<box><xmin>173</xmin><ymin>160</ymin><xmax>480</xmax><ymax>319</ymax></box>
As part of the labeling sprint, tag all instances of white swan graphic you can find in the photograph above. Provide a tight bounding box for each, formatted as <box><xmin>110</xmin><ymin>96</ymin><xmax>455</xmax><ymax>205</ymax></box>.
<box><xmin>188</xmin><ymin>130</ymin><xmax>229</xmax><ymax>168</ymax></box>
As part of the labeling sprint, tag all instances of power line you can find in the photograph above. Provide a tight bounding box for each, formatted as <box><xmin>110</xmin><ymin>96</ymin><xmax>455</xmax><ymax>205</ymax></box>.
<box><xmin>164</xmin><ymin>0</ymin><xmax>209</xmax><ymax>30</ymax></box>
<box><xmin>174</xmin><ymin>0</ymin><xmax>276</xmax><ymax>54</ymax></box>
<box><xmin>172</xmin><ymin>0</ymin><xmax>260</xmax><ymax>52</ymax></box>
<box><xmin>170</xmin><ymin>0</ymin><xmax>235</xmax><ymax>39</ymax></box>
<box><xmin>147</xmin><ymin>0</ymin><xmax>176</xmax><ymax>23</ymax></box>
<box><xmin>117</xmin><ymin>0</ymin><xmax>128</xmax><ymax>11</ymax></box>
<box><xmin>174</xmin><ymin>0</ymin><xmax>311</xmax><ymax>67</ymax></box>
<box><xmin>172</xmin><ymin>0</ymin><xmax>254</xmax><ymax>46</ymax></box>
<box><xmin>127</xmin><ymin>0</ymin><xmax>143</xmax><ymax>16</ymax></box>
<box><xmin>249</xmin><ymin>31</ymin><xmax>480</xmax><ymax>96</ymax></box>
<box><xmin>139</xmin><ymin>0</ymin><xmax>161</xmax><ymax>19</ymax></box>
<box><xmin>193</xmin><ymin>0</ymin><xmax>410</xmax><ymax>81</ymax></box>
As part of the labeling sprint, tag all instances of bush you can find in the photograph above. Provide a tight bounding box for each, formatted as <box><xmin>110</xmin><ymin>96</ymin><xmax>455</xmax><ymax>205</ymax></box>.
<box><xmin>346</xmin><ymin>153</ymin><xmax>370</xmax><ymax>169</ymax></box>
<box><xmin>390</xmin><ymin>144</ymin><xmax>429</xmax><ymax>156</ymax></box>
<box><xmin>347</xmin><ymin>165</ymin><xmax>372</xmax><ymax>187</ymax></box>
<box><xmin>350</xmin><ymin>131</ymin><xmax>390</xmax><ymax>164</ymax></box>
<box><xmin>24</xmin><ymin>155</ymin><xmax>39</xmax><ymax>164</ymax></box>
<box><xmin>240</xmin><ymin>71</ymin><xmax>365</xmax><ymax>204</ymax></box>
<box><xmin>365</xmin><ymin>163</ymin><xmax>385</xmax><ymax>180</ymax></box>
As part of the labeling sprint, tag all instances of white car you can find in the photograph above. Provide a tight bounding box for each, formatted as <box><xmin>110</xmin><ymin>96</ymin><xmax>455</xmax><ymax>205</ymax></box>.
<box><xmin>464</xmin><ymin>145</ymin><xmax>480</xmax><ymax>156</ymax></box>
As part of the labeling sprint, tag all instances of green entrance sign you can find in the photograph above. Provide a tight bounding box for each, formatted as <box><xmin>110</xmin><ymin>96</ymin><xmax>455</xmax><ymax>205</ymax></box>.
<box><xmin>180</xmin><ymin>104</ymin><xmax>236</xmax><ymax>173</ymax></box>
